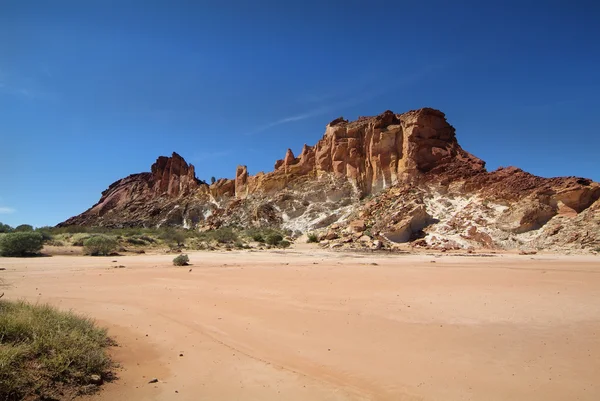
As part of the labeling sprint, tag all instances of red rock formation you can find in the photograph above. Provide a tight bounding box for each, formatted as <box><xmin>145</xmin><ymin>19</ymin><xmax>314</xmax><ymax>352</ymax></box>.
<box><xmin>150</xmin><ymin>152</ymin><xmax>200</xmax><ymax>197</ymax></box>
<box><xmin>59</xmin><ymin>108</ymin><xmax>600</xmax><ymax>253</ymax></box>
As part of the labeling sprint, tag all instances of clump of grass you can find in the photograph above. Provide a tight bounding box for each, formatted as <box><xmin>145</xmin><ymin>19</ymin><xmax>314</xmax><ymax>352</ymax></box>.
<box><xmin>0</xmin><ymin>300</ymin><xmax>114</xmax><ymax>400</ymax></box>
<box><xmin>173</xmin><ymin>254</ymin><xmax>190</xmax><ymax>266</ymax></box>
<box><xmin>306</xmin><ymin>233</ymin><xmax>318</xmax><ymax>243</ymax></box>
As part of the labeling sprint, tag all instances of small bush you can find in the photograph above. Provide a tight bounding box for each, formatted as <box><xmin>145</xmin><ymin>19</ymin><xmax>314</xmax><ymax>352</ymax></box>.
<box><xmin>160</xmin><ymin>229</ymin><xmax>186</xmax><ymax>247</ymax></box>
<box><xmin>83</xmin><ymin>235</ymin><xmax>118</xmax><ymax>256</ymax></box>
<box><xmin>35</xmin><ymin>227</ymin><xmax>54</xmax><ymax>242</ymax></box>
<box><xmin>210</xmin><ymin>227</ymin><xmax>238</xmax><ymax>244</ymax></box>
<box><xmin>46</xmin><ymin>240</ymin><xmax>65</xmax><ymax>247</ymax></box>
<box><xmin>252</xmin><ymin>233</ymin><xmax>265</xmax><ymax>242</ymax></box>
<box><xmin>0</xmin><ymin>300</ymin><xmax>114</xmax><ymax>400</ymax></box>
<box><xmin>0</xmin><ymin>232</ymin><xmax>44</xmax><ymax>257</ymax></box>
<box><xmin>279</xmin><ymin>240</ymin><xmax>291</xmax><ymax>248</ymax></box>
<box><xmin>0</xmin><ymin>223</ymin><xmax>13</xmax><ymax>233</ymax></box>
<box><xmin>126</xmin><ymin>237</ymin><xmax>147</xmax><ymax>245</ymax></box>
<box><xmin>173</xmin><ymin>254</ymin><xmax>189</xmax><ymax>266</ymax></box>
<box><xmin>265</xmin><ymin>233</ymin><xmax>283</xmax><ymax>246</ymax></box>
<box><xmin>306</xmin><ymin>233</ymin><xmax>318</xmax><ymax>243</ymax></box>
<box><xmin>13</xmin><ymin>224</ymin><xmax>34</xmax><ymax>232</ymax></box>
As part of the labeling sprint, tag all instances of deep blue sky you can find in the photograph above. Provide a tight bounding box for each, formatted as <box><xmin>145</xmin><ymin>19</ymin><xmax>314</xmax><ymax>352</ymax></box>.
<box><xmin>1</xmin><ymin>0</ymin><xmax>599</xmax><ymax>227</ymax></box>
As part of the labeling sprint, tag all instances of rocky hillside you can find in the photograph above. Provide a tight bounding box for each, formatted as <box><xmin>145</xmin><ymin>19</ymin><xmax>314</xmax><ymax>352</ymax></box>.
<box><xmin>59</xmin><ymin>108</ymin><xmax>600</xmax><ymax>252</ymax></box>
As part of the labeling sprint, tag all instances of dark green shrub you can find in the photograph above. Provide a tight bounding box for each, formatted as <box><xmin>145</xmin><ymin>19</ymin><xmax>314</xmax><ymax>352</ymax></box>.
<box><xmin>279</xmin><ymin>240</ymin><xmax>291</xmax><ymax>248</ymax></box>
<box><xmin>13</xmin><ymin>224</ymin><xmax>33</xmax><ymax>232</ymax></box>
<box><xmin>265</xmin><ymin>233</ymin><xmax>283</xmax><ymax>246</ymax></box>
<box><xmin>35</xmin><ymin>226</ymin><xmax>54</xmax><ymax>242</ymax></box>
<box><xmin>0</xmin><ymin>232</ymin><xmax>44</xmax><ymax>256</ymax></box>
<box><xmin>252</xmin><ymin>233</ymin><xmax>265</xmax><ymax>242</ymax></box>
<box><xmin>307</xmin><ymin>233</ymin><xmax>318</xmax><ymax>243</ymax></box>
<box><xmin>83</xmin><ymin>235</ymin><xmax>118</xmax><ymax>256</ymax></box>
<box><xmin>173</xmin><ymin>254</ymin><xmax>189</xmax><ymax>266</ymax></box>
<box><xmin>0</xmin><ymin>223</ymin><xmax>13</xmax><ymax>233</ymax></box>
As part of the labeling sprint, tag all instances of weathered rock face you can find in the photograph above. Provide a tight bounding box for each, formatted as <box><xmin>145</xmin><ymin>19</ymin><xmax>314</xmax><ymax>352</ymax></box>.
<box><xmin>266</xmin><ymin>108</ymin><xmax>485</xmax><ymax>195</ymax></box>
<box><xmin>59</xmin><ymin>108</ymin><xmax>600</xmax><ymax>252</ymax></box>
<box><xmin>150</xmin><ymin>152</ymin><xmax>201</xmax><ymax>197</ymax></box>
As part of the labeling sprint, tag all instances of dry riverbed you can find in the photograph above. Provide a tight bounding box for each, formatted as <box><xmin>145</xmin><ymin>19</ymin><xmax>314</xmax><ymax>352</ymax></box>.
<box><xmin>1</xmin><ymin>248</ymin><xmax>599</xmax><ymax>401</ymax></box>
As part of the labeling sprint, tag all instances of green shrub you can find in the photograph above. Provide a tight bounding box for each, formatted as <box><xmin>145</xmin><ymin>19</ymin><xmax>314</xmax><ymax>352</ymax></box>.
<box><xmin>279</xmin><ymin>240</ymin><xmax>291</xmax><ymax>248</ymax></box>
<box><xmin>35</xmin><ymin>226</ymin><xmax>54</xmax><ymax>242</ymax></box>
<box><xmin>265</xmin><ymin>233</ymin><xmax>283</xmax><ymax>246</ymax></box>
<box><xmin>160</xmin><ymin>229</ymin><xmax>186</xmax><ymax>247</ymax></box>
<box><xmin>0</xmin><ymin>300</ymin><xmax>114</xmax><ymax>400</ymax></box>
<box><xmin>0</xmin><ymin>223</ymin><xmax>13</xmax><ymax>233</ymax></box>
<box><xmin>46</xmin><ymin>240</ymin><xmax>65</xmax><ymax>247</ymax></box>
<box><xmin>72</xmin><ymin>234</ymin><xmax>91</xmax><ymax>246</ymax></box>
<box><xmin>252</xmin><ymin>233</ymin><xmax>265</xmax><ymax>242</ymax></box>
<box><xmin>173</xmin><ymin>254</ymin><xmax>189</xmax><ymax>266</ymax></box>
<box><xmin>210</xmin><ymin>227</ymin><xmax>238</xmax><ymax>244</ymax></box>
<box><xmin>83</xmin><ymin>235</ymin><xmax>118</xmax><ymax>256</ymax></box>
<box><xmin>13</xmin><ymin>224</ymin><xmax>33</xmax><ymax>232</ymax></box>
<box><xmin>0</xmin><ymin>232</ymin><xmax>44</xmax><ymax>257</ymax></box>
<box><xmin>126</xmin><ymin>237</ymin><xmax>147</xmax><ymax>245</ymax></box>
<box><xmin>307</xmin><ymin>233</ymin><xmax>318</xmax><ymax>243</ymax></box>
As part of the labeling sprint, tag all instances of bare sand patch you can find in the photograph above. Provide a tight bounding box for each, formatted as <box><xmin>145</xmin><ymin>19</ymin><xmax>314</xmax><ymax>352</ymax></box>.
<box><xmin>1</xmin><ymin>249</ymin><xmax>599</xmax><ymax>400</ymax></box>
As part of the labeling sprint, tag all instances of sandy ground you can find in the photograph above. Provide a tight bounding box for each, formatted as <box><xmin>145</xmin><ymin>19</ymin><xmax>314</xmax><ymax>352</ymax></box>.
<box><xmin>1</xmin><ymin>247</ymin><xmax>599</xmax><ymax>401</ymax></box>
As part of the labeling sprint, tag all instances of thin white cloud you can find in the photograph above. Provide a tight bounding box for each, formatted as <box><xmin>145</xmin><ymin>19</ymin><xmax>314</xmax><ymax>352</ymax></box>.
<box><xmin>245</xmin><ymin>62</ymin><xmax>448</xmax><ymax>136</ymax></box>
<box><xmin>0</xmin><ymin>68</ymin><xmax>55</xmax><ymax>100</ymax></box>
<box><xmin>0</xmin><ymin>207</ymin><xmax>16</xmax><ymax>214</ymax></box>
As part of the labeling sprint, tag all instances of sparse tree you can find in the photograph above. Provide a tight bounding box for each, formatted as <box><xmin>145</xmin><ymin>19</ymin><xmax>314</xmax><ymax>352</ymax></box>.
<box><xmin>210</xmin><ymin>176</ymin><xmax>216</xmax><ymax>184</ymax></box>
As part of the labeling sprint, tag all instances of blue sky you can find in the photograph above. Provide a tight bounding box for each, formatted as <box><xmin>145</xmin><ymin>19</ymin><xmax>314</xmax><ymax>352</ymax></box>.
<box><xmin>1</xmin><ymin>0</ymin><xmax>599</xmax><ymax>227</ymax></box>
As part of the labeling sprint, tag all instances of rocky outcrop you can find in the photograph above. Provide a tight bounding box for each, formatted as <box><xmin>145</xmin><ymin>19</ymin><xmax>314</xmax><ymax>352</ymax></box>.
<box><xmin>58</xmin><ymin>108</ymin><xmax>600</xmax><ymax>252</ymax></box>
<box><xmin>150</xmin><ymin>152</ymin><xmax>201</xmax><ymax>197</ymax></box>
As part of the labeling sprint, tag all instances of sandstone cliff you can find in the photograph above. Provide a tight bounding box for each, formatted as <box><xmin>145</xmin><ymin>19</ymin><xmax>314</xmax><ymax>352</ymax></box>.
<box><xmin>59</xmin><ymin>108</ymin><xmax>600</xmax><ymax>252</ymax></box>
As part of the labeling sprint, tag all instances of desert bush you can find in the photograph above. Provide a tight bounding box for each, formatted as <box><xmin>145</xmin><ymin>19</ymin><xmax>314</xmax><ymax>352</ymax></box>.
<box><xmin>173</xmin><ymin>254</ymin><xmax>189</xmax><ymax>266</ymax></box>
<box><xmin>126</xmin><ymin>237</ymin><xmax>147</xmax><ymax>245</ymax></box>
<box><xmin>0</xmin><ymin>223</ymin><xmax>13</xmax><ymax>233</ymax></box>
<box><xmin>265</xmin><ymin>233</ymin><xmax>284</xmax><ymax>246</ymax></box>
<box><xmin>46</xmin><ymin>240</ymin><xmax>65</xmax><ymax>247</ymax></box>
<box><xmin>306</xmin><ymin>233</ymin><xmax>318</xmax><ymax>243</ymax></box>
<box><xmin>72</xmin><ymin>233</ymin><xmax>92</xmax><ymax>246</ymax></box>
<box><xmin>35</xmin><ymin>226</ymin><xmax>55</xmax><ymax>242</ymax></box>
<box><xmin>0</xmin><ymin>300</ymin><xmax>113</xmax><ymax>400</ymax></box>
<box><xmin>210</xmin><ymin>227</ymin><xmax>238</xmax><ymax>244</ymax></box>
<box><xmin>0</xmin><ymin>232</ymin><xmax>44</xmax><ymax>257</ymax></box>
<box><xmin>13</xmin><ymin>224</ymin><xmax>33</xmax><ymax>232</ymax></box>
<box><xmin>252</xmin><ymin>233</ymin><xmax>265</xmax><ymax>242</ymax></box>
<box><xmin>279</xmin><ymin>240</ymin><xmax>291</xmax><ymax>248</ymax></box>
<box><xmin>160</xmin><ymin>229</ymin><xmax>186</xmax><ymax>247</ymax></box>
<box><xmin>83</xmin><ymin>235</ymin><xmax>118</xmax><ymax>256</ymax></box>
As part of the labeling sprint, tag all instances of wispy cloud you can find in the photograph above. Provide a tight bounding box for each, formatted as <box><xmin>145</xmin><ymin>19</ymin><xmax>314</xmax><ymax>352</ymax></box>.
<box><xmin>245</xmin><ymin>62</ymin><xmax>448</xmax><ymax>136</ymax></box>
<box><xmin>0</xmin><ymin>67</ymin><xmax>56</xmax><ymax>100</ymax></box>
<box><xmin>0</xmin><ymin>207</ymin><xmax>16</xmax><ymax>214</ymax></box>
